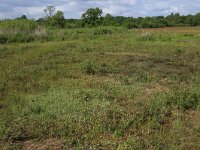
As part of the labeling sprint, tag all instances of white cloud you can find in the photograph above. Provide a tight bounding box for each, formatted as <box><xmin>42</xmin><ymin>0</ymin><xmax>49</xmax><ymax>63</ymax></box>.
<box><xmin>0</xmin><ymin>0</ymin><xmax>200</xmax><ymax>19</ymax></box>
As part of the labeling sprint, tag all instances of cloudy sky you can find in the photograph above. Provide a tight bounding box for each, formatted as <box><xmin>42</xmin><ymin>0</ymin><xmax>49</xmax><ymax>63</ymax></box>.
<box><xmin>0</xmin><ymin>0</ymin><xmax>200</xmax><ymax>19</ymax></box>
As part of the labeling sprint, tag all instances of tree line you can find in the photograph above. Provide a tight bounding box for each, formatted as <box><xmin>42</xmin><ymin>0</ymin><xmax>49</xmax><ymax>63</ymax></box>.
<box><xmin>1</xmin><ymin>6</ymin><xmax>200</xmax><ymax>29</ymax></box>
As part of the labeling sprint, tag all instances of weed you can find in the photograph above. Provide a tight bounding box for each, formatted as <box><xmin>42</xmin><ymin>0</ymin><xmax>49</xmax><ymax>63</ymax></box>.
<box><xmin>165</xmin><ymin>88</ymin><xmax>200</xmax><ymax>111</ymax></box>
<box><xmin>81</xmin><ymin>60</ymin><xmax>96</xmax><ymax>75</ymax></box>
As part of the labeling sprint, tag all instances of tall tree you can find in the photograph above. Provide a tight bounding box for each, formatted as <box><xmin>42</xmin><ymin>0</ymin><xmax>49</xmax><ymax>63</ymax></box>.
<box><xmin>20</xmin><ymin>15</ymin><xmax>27</xmax><ymax>19</ymax></box>
<box><xmin>43</xmin><ymin>6</ymin><xmax>65</xmax><ymax>28</ymax></box>
<box><xmin>81</xmin><ymin>7</ymin><xmax>103</xmax><ymax>27</ymax></box>
<box><xmin>50</xmin><ymin>11</ymin><xmax>65</xmax><ymax>28</ymax></box>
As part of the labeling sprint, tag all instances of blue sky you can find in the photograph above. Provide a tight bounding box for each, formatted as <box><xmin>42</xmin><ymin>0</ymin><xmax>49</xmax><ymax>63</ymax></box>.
<box><xmin>0</xmin><ymin>0</ymin><xmax>200</xmax><ymax>19</ymax></box>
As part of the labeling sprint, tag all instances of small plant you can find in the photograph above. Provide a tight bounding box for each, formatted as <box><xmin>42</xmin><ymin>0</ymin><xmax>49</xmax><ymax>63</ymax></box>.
<box><xmin>135</xmin><ymin>71</ymin><xmax>150</xmax><ymax>83</ymax></box>
<box><xmin>81</xmin><ymin>60</ymin><xmax>96</xmax><ymax>75</ymax></box>
<box><xmin>122</xmin><ymin>77</ymin><xmax>130</xmax><ymax>85</ymax></box>
<box><xmin>165</xmin><ymin>88</ymin><xmax>200</xmax><ymax>111</ymax></box>
<box><xmin>176</xmin><ymin>48</ymin><xmax>185</xmax><ymax>54</ymax></box>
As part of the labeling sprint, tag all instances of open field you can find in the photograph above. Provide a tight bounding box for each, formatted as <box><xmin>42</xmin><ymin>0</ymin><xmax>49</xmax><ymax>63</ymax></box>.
<box><xmin>0</xmin><ymin>27</ymin><xmax>200</xmax><ymax>149</ymax></box>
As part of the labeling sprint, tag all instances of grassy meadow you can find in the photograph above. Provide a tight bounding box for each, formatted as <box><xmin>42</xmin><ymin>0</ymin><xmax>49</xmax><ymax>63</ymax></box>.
<box><xmin>0</xmin><ymin>27</ymin><xmax>200</xmax><ymax>149</ymax></box>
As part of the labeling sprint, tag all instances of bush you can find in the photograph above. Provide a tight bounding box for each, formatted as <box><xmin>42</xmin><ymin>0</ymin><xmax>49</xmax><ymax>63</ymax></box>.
<box><xmin>152</xmin><ymin>88</ymin><xmax>200</xmax><ymax>111</ymax></box>
<box><xmin>166</xmin><ymin>89</ymin><xmax>200</xmax><ymax>110</ymax></box>
<box><xmin>81</xmin><ymin>60</ymin><xmax>96</xmax><ymax>75</ymax></box>
<box><xmin>0</xmin><ymin>35</ymin><xmax>8</xmax><ymax>44</ymax></box>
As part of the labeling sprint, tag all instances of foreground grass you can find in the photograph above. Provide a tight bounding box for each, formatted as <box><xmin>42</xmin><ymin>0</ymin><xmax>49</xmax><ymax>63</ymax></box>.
<box><xmin>0</xmin><ymin>27</ymin><xmax>200</xmax><ymax>149</ymax></box>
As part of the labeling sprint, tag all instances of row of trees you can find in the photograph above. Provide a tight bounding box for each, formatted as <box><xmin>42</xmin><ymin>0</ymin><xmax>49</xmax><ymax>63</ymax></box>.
<box><xmin>79</xmin><ymin>8</ymin><xmax>200</xmax><ymax>28</ymax></box>
<box><xmin>2</xmin><ymin>6</ymin><xmax>200</xmax><ymax>29</ymax></box>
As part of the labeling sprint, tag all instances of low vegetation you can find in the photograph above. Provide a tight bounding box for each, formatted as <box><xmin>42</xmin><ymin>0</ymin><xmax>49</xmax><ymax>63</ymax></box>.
<box><xmin>0</xmin><ymin>26</ymin><xmax>200</xmax><ymax>149</ymax></box>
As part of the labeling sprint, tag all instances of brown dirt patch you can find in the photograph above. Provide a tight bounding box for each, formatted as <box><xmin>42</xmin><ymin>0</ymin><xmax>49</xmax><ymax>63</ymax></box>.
<box><xmin>20</xmin><ymin>138</ymin><xmax>69</xmax><ymax>150</ymax></box>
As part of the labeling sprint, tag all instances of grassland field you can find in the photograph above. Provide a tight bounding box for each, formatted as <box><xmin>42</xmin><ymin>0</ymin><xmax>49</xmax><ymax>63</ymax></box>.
<box><xmin>0</xmin><ymin>27</ymin><xmax>200</xmax><ymax>149</ymax></box>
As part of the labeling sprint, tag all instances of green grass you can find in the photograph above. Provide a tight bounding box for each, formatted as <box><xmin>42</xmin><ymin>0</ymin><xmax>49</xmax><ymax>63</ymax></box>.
<box><xmin>0</xmin><ymin>27</ymin><xmax>200</xmax><ymax>149</ymax></box>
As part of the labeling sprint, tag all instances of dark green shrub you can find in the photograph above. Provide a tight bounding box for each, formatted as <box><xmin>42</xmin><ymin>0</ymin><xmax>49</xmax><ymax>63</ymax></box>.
<box><xmin>165</xmin><ymin>89</ymin><xmax>200</xmax><ymax>110</ymax></box>
<box><xmin>121</xmin><ymin>77</ymin><xmax>130</xmax><ymax>85</ymax></box>
<box><xmin>81</xmin><ymin>60</ymin><xmax>96</xmax><ymax>75</ymax></box>
<box><xmin>183</xmin><ymin>33</ymin><xmax>194</xmax><ymax>37</ymax></box>
<box><xmin>0</xmin><ymin>35</ymin><xmax>8</xmax><ymax>44</ymax></box>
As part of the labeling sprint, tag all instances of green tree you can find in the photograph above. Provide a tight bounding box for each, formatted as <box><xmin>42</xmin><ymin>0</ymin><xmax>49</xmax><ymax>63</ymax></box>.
<box><xmin>102</xmin><ymin>13</ymin><xmax>117</xmax><ymax>26</ymax></box>
<box><xmin>194</xmin><ymin>13</ymin><xmax>200</xmax><ymax>26</ymax></box>
<box><xmin>19</xmin><ymin>15</ymin><xmax>27</xmax><ymax>19</ymax></box>
<box><xmin>43</xmin><ymin>6</ymin><xmax>65</xmax><ymax>28</ymax></box>
<box><xmin>50</xmin><ymin>11</ymin><xmax>65</xmax><ymax>28</ymax></box>
<box><xmin>122</xmin><ymin>18</ymin><xmax>138</xmax><ymax>29</ymax></box>
<box><xmin>81</xmin><ymin>7</ymin><xmax>103</xmax><ymax>27</ymax></box>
